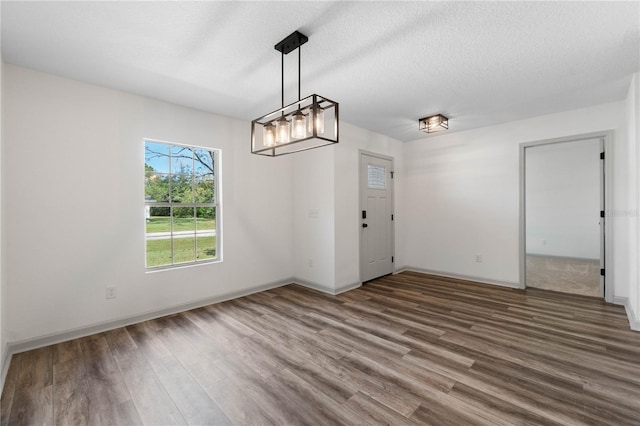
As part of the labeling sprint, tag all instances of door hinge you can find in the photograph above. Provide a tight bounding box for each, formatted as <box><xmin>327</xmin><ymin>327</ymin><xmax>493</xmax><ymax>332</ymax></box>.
<box><xmin>600</xmin><ymin>152</ymin><xmax>605</xmax><ymax>160</ymax></box>
<box><xmin>600</xmin><ymin>210</ymin><xmax>605</xmax><ymax>218</ymax></box>
<box><xmin>600</xmin><ymin>268</ymin><xmax>605</xmax><ymax>276</ymax></box>
<box><xmin>392</xmin><ymin>256</ymin><xmax>394</xmax><ymax>263</ymax></box>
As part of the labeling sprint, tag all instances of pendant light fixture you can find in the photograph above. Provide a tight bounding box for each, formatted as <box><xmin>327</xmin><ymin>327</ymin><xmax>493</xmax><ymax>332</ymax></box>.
<box><xmin>251</xmin><ymin>31</ymin><xmax>339</xmax><ymax>156</ymax></box>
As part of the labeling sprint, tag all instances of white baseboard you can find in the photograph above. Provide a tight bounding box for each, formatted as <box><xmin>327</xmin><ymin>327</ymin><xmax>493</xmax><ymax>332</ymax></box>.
<box><xmin>398</xmin><ymin>266</ymin><xmax>521</xmax><ymax>289</ymax></box>
<box><xmin>293</xmin><ymin>278</ymin><xmax>361</xmax><ymax>295</ymax></box>
<box><xmin>612</xmin><ymin>296</ymin><xmax>640</xmax><ymax>331</ymax></box>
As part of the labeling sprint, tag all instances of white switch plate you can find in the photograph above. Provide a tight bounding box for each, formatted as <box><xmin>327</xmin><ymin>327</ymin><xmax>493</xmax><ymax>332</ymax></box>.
<box><xmin>106</xmin><ymin>286</ymin><xmax>117</xmax><ymax>299</ymax></box>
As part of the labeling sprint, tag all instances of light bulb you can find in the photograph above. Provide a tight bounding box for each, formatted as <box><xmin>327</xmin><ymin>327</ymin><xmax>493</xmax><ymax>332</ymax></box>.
<box><xmin>263</xmin><ymin>122</ymin><xmax>276</xmax><ymax>147</ymax></box>
<box><xmin>275</xmin><ymin>117</ymin><xmax>290</xmax><ymax>144</ymax></box>
<box><xmin>291</xmin><ymin>111</ymin><xmax>307</xmax><ymax>139</ymax></box>
<box><xmin>428</xmin><ymin>116</ymin><xmax>441</xmax><ymax>127</ymax></box>
<box><xmin>308</xmin><ymin>107</ymin><xmax>325</xmax><ymax>135</ymax></box>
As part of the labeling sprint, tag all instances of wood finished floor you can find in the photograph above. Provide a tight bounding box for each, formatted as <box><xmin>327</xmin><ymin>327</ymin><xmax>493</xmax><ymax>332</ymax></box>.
<box><xmin>2</xmin><ymin>271</ymin><xmax>640</xmax><ymax>425</ymax></box>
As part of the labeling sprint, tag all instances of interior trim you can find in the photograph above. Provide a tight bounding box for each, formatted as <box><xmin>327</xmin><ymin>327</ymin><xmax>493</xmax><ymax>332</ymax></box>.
<box><xmin>398</xmin><ymin>266</ymin><xmax>520</xmax><ymax>289</ymax></box>
<box><xmin>519</xmin><ymin>130</ymin><xmax>614</xmax><ymax>303</ymax></box>
<box><xmin>613</xmin><ymin>296</ymin><xmax>640</xmax><ymax>331</ymax></box>
<box><xmin>293</xmin><ymin>278</ymin><xmax>361</xmax><ymax>295</ymax></box>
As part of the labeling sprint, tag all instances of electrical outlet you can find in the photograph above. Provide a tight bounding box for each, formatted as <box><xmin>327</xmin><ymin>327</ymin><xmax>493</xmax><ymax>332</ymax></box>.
<box><xmin>542</xmin><ymin>239</ymin><xmax>547</xmax><ymax>246</ymax></box>
<box><xmin>106</xmin><ymin>286</ymin><xmax>117</xmax><ymax>299</ymax></box>
<box><xmin>474</xmin><ymin>255</ymin><xmax>482</xmax><ymax>263</ymax></box>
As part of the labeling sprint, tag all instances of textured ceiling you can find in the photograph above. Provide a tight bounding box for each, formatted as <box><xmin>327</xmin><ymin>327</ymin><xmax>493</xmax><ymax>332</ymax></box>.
<box><xmin>2</xmin><ymin>1</ymin><xmax>639</xmax><ymax>141</ymax></box>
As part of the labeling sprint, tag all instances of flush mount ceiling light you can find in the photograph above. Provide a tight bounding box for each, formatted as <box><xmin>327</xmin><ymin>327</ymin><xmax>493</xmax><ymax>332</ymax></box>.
<box><xmin>419</xmin><ymin>114</ymin><xmax>449</xmax><ymax>133</ymax></box>
<box><xmin>251</xmin><ymin>31</ymin><xmax>339</xmax><ymax>156</ymax></box>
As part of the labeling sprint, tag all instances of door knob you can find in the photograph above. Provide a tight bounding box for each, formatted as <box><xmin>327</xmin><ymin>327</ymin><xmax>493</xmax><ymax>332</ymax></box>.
<box><xmin>362</xmin><ymin>223</ymin><xmax>368</xmax><ymax>228</ymax></box>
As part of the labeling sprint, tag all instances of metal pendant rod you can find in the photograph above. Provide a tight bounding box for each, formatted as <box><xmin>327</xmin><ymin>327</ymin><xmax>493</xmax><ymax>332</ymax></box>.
<box><xmin>274</xmin><ymin>30</ymin><xmax>308</xmax><ymax>107</ymax></box>
<box><xmin>281</xmin><ymin>50</ymin><xmax>284</xmax><ymax>109</ymax></box>
<box><xmin>298</xmin><ymin>46</ymin><xmax>301</xmax><ymax>101</ymax></box>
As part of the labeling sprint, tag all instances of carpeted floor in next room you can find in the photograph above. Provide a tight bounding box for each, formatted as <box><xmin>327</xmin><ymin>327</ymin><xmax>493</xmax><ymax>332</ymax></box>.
<box><xmin>526</xmin><ymin>254</ymin><xmax>601</xmax><ymax>297</ymax></box>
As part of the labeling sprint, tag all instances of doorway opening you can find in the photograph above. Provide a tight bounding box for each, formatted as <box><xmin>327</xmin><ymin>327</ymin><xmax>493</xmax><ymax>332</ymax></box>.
<box><xmin>520</xmin><ymin>133</ymin><xmax>610</xmax><ymax>300</ymax></box>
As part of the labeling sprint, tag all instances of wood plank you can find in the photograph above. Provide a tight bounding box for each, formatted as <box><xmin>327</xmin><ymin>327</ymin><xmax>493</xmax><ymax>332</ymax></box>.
<box><xmin>0</xmin><ymin>352</ymin><xmax>23</xmax><ymax>426</ymax></box>
<box><xmin>344</xmin><ymin>391</ymin><xmax>417</xmax><ymax>426</ymax></box>
<box><xmin>103</xmin><ymin>328</ymin><xmax>187</xmax><ymax>425</ymax></box>
<box><xmin>15</xmin><ymin>346</ymin><xmax>53</xmax><ymax>392</ymax></box>
<box><xmin>78</xmin><ymin>334</ymin><xmax>135</xmax><ymax>425</ymax></box>
<box><xmin>126</xmin><ymin>320</ymin><xmax>230</xmax><ymax>425</ymax></box>
<box><xmin>52</xmin><ymin>357</ymin><xmax>90</xmax><ymax>425</ymax></box>
<box><xmin>7</xmin><ymin>347</ymin><xmax>54</xmax><ymax>425</ymax></box>
<box><xmin>447</xmin><ymin>382</ymin><xmax>564</xmax><ymax>426</ymax></box>
<box><xmin>7</xmin><ymin>386</ymin><xmax>53</xmax><ymax>425</ymax></box>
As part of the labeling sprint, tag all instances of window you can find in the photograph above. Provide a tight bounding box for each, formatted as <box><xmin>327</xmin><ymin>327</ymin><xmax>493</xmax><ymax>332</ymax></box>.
<box><xmin>367</xmin><ymin>164</ymin><xmax>387</xmax><ymax>189</ymax></box>
<box><xmin>144</xmin><ymin>139</ymin><xmax>220</xmax><ymax>269</ymax></box>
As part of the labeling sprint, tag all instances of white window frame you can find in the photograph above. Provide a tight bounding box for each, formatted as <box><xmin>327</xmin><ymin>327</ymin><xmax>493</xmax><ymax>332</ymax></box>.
<box><xmin>144</xmin><ymin>138</ymin><xmax>222</xmax><ymax>270</ymax></box>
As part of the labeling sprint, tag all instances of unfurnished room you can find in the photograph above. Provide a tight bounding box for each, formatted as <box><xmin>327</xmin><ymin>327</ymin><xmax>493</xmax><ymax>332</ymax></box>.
<box><xmin>0</xmin><ymin>1</ymin><xmax>639</xmax><ymax>425</ymax></box>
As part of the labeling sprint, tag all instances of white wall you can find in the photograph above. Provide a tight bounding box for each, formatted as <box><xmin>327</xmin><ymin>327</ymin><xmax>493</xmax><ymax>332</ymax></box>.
<box><xmin>625</xmin><ymin>72</ymin><xmax>640</xmax><ymax>327</ymax></box>
<box><xmin>292</xmin><ymin>147</ymin><xmax>336</xmax><ymax>291</ymax></box>
<box><xmin>525</xmin><ymin>139</ymin><xmax>601</xmax><ymax>259</ymax></box>
<box><xmin>403</xmin><ymin>101</ymin><xmax>627</xmax><ymax>290</ymax></box>
<box><xmin>0</xmin><ymin>55</ymin><xmax>5</xmax><ymax>384</ymax></box>
<box><xmin>3</xmin><ymin>65</ymin><xmax>294</xmax><ymax>344</ymax></box>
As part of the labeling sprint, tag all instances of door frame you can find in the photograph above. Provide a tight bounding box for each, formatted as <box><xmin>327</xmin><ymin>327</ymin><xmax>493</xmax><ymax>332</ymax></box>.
<box><xmin>519</xmin><ymin>131</ymin><xmax>613</xmax><ymax>302</ymax></box>
<box><xmin>359</xmin><ymin>150</ymin><xmax>395</xmax><ymax>283</ymax></box>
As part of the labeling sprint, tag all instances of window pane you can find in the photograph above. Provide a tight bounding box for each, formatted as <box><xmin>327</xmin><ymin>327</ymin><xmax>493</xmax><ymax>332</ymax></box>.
<box><xmin>171</xmin><ymin>174</ymin><xmax>194</xmax><ymax>203</ymax></box>
<box><xmin>146</xmin><ymin>239</ymin><xmax>172</xmax><ymax>267</ymax></box>
<box><xmin>146</xmin><ymin>213</ymin><xmax>171</xmax><ymax>233</ymax></box>
<box><xmin>193</xmin><ymin>149</ymin><xmax>214</xmax><ymax>177</ymax></box>
<box><xmin>145</xmin><ymin>142</ymin><xmax>170</xmax><ymax>173</ymax></box>
<box><xmin>173</xmin><ymin>207</ymin><xmax>196</xmax><ymax>232</ymax></box>
<box><xmin>172</xmin><ymin>236</ymin><xmax>196</xmax><ymax>264</ymax></box>
<box><xmin>368</xmin><ymin>164</ymin><xmax>386</xmax><ymax>189</ymax></box>
<box><xmin>197</xmin><ymin>236</ymin><xmax>216</xmax><ymax>261</ymax></box>
<box><xmin>194</xmin><ymin>175</ymin><xmax>215</xmax><ymax>203</ymax></box>
<box><xmin>171</xmin><ymin>146</ymin><xmax>193</xmax><ymax>174</ymax></box>
<box><xmin>196</xmin><ymin>207</ymin><xmax>215</xmax><ymax>232</ymax></box>
<box><xmin>144</xmin><ymin>140</ymin><xmax>218</xmax><ymax>269</ymax></box>
<box><xmin>145</xmin><ymin>172</ymin><xmax>170</xmax><ymax>202</ymax></box>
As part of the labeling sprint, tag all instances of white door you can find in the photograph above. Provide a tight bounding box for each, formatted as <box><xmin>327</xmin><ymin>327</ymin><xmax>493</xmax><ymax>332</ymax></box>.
<box><xmin>360</xmin><ymin>153</ymin><xmax>394</xmax><ymax>282</ymax></box>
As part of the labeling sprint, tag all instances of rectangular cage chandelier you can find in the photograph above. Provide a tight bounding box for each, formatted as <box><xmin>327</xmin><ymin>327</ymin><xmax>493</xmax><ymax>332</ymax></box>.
<box><xmin>251</xmin><ymin>31</ymin><xmax>339</xmax><ymax>156</ymax></box>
